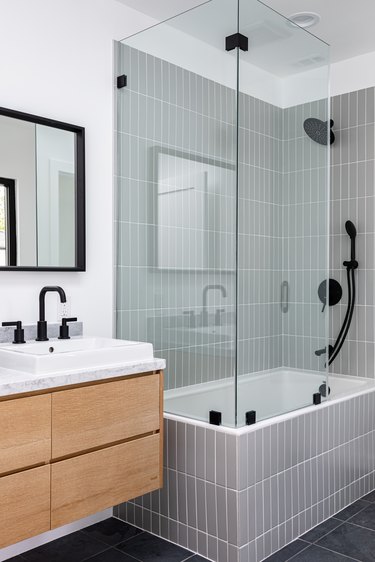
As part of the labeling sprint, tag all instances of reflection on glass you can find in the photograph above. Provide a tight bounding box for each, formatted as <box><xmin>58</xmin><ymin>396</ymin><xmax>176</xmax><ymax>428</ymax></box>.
<box><xmin>156</xmin><ymin>150</ymin><xmax>235</xmax><ymax>270</ymax></box>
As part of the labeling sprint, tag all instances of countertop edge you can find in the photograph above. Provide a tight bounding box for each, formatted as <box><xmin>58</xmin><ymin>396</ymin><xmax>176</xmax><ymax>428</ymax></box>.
<box><xmin>0</xmin><ymin>358</ymin><xmax>166</xmax><ymax>397</ymax></box>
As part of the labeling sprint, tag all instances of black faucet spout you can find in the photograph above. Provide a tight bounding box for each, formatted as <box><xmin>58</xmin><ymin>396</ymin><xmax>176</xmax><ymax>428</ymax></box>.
<box><xmin>36</xmin><ymin>286</ymin><xmax>67</xmax><ymax>341</ymax></box>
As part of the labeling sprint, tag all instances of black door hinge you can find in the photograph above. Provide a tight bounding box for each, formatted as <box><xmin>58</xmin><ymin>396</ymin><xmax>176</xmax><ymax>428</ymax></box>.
<box><xmin>117</xmin><ymin>74</ymin><xmax>127</xmax><ymax>89</ymax></box>
<box><xmin>225</xmin><ymin>33</ymin><xmax>248</xmax><ymax>52</ymax></box>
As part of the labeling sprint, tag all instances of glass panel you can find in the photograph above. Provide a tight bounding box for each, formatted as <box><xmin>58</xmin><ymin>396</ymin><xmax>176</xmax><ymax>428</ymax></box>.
<box><xmin>116</xmin><ymin>0</ymin><xmax>239</xmax><ymax>427</ymax></box>
<box><xmin>237</xmin><ymin>0</ymin><xmax>330</xmax><ymax>425</ymax></box>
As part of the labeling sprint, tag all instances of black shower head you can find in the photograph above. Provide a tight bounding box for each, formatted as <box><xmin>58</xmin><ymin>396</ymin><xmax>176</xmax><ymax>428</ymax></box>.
<box><xmin>345</xmin><ymin>220</ymin><xmax>357</xmax><ymax>239</ymax></box>
<box><xmin>303</xmin><ymin>118</ymin><xmax>335</xmax><ymax>145</ymax></box>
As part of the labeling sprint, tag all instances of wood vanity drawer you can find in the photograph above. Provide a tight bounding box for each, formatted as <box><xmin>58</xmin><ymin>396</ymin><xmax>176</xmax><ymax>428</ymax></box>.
<box><xmin>51</xmin><ymin>373</ymin><xmax>161</xmax><ymax>458</ymax></box>
<box><xmin>51</xmin><ymin>433</ymin><xmax>161</xmax><ymax>528</ymax></box>
<box><xmin>0</xmin><ymin>465</ymin><xmax>50</xmax><ymax>548</ymax></box>
<box><xmin>0</xmin><ymin>394</ymin><xmax>51</xmax><ymax>474</ymax></box>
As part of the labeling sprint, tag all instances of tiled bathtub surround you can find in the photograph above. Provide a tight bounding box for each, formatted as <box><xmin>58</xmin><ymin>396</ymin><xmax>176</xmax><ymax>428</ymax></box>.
<box><xmin>329</xmin><ymin>88</ymin><xmax>375</xmax><ymax>378</ymax></box>
<box><xmin>117</xmin><ymin>387</ymin><xmax>375</xmax><ymax>562</ymax></box>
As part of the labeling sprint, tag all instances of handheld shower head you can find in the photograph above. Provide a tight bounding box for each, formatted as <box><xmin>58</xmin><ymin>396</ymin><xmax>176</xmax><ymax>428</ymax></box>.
<box><xmin>345</xmin><ymin>220</ymin><xmax>357</xmax><ymax>239</ymax></box>
<box><xmin>343</xmin><ymin>220</ymin><xmax>358</xmax><ymax>265</ymax></box>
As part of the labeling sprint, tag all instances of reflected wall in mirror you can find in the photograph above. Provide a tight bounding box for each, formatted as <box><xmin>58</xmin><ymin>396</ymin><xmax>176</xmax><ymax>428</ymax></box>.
<box><xmin>154</xmin><ymin>148</ymin><xmax>236</xmax><ymax>271</ymax></box>
<box><xmin>0</xmin><ymin>107</ymin><xmax>85</xmax><ymax>270</ymax></box>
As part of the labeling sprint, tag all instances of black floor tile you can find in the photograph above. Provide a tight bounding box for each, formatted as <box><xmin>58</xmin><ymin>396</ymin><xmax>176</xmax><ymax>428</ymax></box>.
<box><xmin>335</xmin><ymin>499</ymin><xmax>370</xmax><ymax>520</ymax></box>
<box><xmin>116</xmin><ymin>531</ymin><xmax>192</xmax><ymax>562</ymax></box>
<box><xmin>301</xmin><ymin>518</ymin><xmax>342</xmax><ymax>543</ymax></box>
<box><xmin>82</xmin><ymin>518</ymin><xmax>143</xmax><ymax>547</ymax></box>
<box><xmin>349</xmin><ymin>502</ymin><xmax>375</xmax><ymax>531</ymax></box>
<box><xmin>21</xmin><ymin>530</ymin><xmax>108</xmax><ymax>562</ymax></box>
<box><xmin>86</xmin><ymin>548</ymin><xmax>141</xmax><ymax>561</ymax></box>
<box><xmin>4</xmin><ymin>557</ymin><xmax>26</xmax><ymax>561</ymax></box>
<box><xmin>363</xmin><ymin>490</ymin><xmax>375</xmax><ymax>503</ymax></box>
<box><xmin>263</xmin><ymin>540</ymin><xmax>308</xmax><ymax>562</ymax></box>
<box><xmin>318</xmin><ymin>521</ymin><xmax>375</xmax><ymax>561</ymax></box>
<box><xmin>289</xmin><ymin>544</ymin><xmax>357</xmax><ymax>561</ymax></box>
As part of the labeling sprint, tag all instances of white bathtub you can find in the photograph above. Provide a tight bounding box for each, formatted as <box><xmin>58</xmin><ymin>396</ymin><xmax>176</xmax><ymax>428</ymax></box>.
<box><xmin>165</xmin><ymin>367</ymin><xmax>374</xmax><ymax>427</ymax></box>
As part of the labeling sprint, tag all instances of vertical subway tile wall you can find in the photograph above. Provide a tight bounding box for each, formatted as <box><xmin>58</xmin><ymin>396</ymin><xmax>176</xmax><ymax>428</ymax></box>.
<box><xmin>115</xmin><ymin>42</ymin><xmax>331</xmax><ymax>405</ymax></box>
<box><xmin>115</xmin><ymin>43</ymin><xmax>237</xmax><ymax>405</ymax></box>
<box><xmin>330</xmin><ymin>89</ymin><xmax>375</xmax><ymax>378</ymax></box>
<box><xmin>237</xmin><ymin>94</ymin><xmax>283</xmax><ymax>376</ymax></box>
<box><xmin>282</xmin><ymin>99</ymin><xmax>329</xmax><ymax>371</ymax></box>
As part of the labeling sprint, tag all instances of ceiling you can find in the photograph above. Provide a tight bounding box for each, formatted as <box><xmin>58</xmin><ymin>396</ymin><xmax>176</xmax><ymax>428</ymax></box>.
<box><xmin>117</xmin><ymin>0</ymin><xmax>375</xmax><ymax>64</ymax></box>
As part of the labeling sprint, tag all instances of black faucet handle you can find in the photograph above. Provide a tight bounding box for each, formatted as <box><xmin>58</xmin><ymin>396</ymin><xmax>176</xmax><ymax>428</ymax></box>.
<box><xmin>2</xmin><ymin>321</ymin><xmax>26</xmax><ymax>344</ymax></box>
<box><xmin>59</xmin><ymin>317</ymin><xmax>78</xmax><ymax>340</ymax></box>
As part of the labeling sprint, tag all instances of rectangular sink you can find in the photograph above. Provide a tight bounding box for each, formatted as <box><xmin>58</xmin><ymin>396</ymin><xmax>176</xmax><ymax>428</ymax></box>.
<box><xmin>0</xmin><ymin>337</ymin><xmax>154</xmax><ymax>375</ymax></box>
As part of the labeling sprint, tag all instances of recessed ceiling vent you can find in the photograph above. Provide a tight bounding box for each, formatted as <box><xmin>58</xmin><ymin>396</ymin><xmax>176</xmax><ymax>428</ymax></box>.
<box><xmin>293</xmin><ymin>55</ymin><xmax>325</xmax><ymax>68</ymax></box>
<box><xmin>288</xmin><ymin>12</ymin><xmax>321</xmax><ymax>29</ymax></box>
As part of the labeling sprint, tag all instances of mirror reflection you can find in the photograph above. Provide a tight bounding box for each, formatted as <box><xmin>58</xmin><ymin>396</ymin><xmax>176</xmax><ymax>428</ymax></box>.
<box><xmin>0</xmin><ymin>109</ymin><xmax>85</xmax><ymax>270</ymax></box>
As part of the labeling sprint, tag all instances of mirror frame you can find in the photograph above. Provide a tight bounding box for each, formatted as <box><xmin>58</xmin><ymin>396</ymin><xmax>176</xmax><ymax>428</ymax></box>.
<box><xmin>0</xmin><ymin>106</ymin><xmax>85</xmax><ymax>271</ymax></box>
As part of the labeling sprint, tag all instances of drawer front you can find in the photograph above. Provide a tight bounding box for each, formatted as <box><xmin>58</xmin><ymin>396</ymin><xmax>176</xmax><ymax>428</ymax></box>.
<box><xmin>0</xmin><ymin>394</ymin><xmax>51</xmax><ymax>474</ymax></box>
<box><xmin>0</xmin><ymin>465</ymin><xmax>50</xmax><ymax>548</ymax></box>
<box><xmin>51</xmin><ymin>373</ymin><xmax>160</xmax><ymax>458</ymax></box>
<box><xmin>51</xmin><ymin>433</ymin><xmax>161</xmax><ymax>528</ymax></box>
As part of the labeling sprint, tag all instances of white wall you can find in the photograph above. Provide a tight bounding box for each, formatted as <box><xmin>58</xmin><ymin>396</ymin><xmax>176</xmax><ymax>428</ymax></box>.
<box><xmin>331</xmin><ymin>50</ymin><xmax>375</xmax><ymax>97</ymax></box>
<box><xmin>0</xmin><ymin>0</ymin><xmax>154</xmax><ymax>335</ymax></box>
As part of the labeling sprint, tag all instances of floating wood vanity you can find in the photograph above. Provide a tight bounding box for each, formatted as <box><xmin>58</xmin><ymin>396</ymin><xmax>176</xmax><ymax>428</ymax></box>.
<box><xmin>0</xmin><ymin>368</ymin><xmax>164</xmax><ymax>548</ymax></box>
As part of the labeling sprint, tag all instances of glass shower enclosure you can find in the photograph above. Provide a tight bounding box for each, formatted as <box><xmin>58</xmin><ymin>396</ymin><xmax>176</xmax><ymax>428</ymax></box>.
<box><xmin>115</xmin><ymin>0</ymin><xmax>330</xmax><ymax>428</ymax></box>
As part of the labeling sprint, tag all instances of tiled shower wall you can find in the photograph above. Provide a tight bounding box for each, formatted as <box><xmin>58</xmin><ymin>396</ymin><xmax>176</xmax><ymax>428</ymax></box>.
<box><xmin>117</xmin><ymin>43</ymin><xmax>375</xmax><ymax>389</ymax></box>
<box><xmin>116</xmin><ymin>42</ymin><xmax>236</xmax><ymax>392</ymax></box>
<box><xmin>281</xmin><ymin>100</ymin><xmax>329</xmax><ymax>372</ymax></box>
<box><xmin>237</xmin><ymin>94</ymin><xmax>283</xmax><ymax>375</ymax></box>
<box><xmin>329</xmin><ymin>88</ymin><xmax>375</xmax><ymax>378</ymax></box>
<box><xmin>116</xmin><ymin>42</ymin><xmax>286</xmax><ymax>394</ymax></box>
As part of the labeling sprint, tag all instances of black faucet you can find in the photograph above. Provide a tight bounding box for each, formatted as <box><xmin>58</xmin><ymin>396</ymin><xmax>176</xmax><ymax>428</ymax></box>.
<box><xmin>36</xmin><ymin>286</ymin><xmax>67</xmax><ymax>342</ymax></box>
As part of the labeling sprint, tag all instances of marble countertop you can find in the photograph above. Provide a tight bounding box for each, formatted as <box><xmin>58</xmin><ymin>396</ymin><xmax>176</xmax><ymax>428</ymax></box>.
<box><xmin>0</xmin><ymin>357</ymin><xmax>166</xmax><ymax>397</ymax></box>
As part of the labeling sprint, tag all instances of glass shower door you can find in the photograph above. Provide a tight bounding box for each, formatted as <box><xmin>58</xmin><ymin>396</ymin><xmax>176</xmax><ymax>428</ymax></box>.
<box><xmin>116</xmin><ymin>0</ymin><xmax>239</xmax><ymax>427</ymax></box>
<box><xmin>236</xmin><ymin>0</ymin><xmax>330</xmax><ymax>425</ymax></box>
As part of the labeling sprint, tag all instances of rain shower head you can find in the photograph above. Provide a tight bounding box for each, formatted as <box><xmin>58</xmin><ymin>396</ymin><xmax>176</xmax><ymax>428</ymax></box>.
<box><xmin>303</xmin><ymin>117</ymin><xmax>335</xmax><ymax>145</ymax></box>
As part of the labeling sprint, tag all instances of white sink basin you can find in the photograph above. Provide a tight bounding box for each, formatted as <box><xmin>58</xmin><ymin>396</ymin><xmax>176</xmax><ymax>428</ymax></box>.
<box><xmin>0</xmin><ymin>337</ymin><xmax>154</xmax><ymax>375</ymax></box>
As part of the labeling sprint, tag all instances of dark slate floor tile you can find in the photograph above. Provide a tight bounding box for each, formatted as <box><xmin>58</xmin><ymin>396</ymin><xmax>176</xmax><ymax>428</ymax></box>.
<box><xmin>318</xmin><ymin>522</ymin><xmax>375</xmax><ymax>561</ymax></box>
<box><xmin>301</xmin><ymin>518</ymin><xmax>342</xmax><ymax>543</ymax></box>
<box><xmin>263</xmin><ymin>540</ymin><xmax>308</xmax><ymax>562</ymax></box>
<box><xmin>363</xmin><ymin>490</ymin><xmax>375</xmax><ymax>503</ymax></box>
<box><xmin>350</xmin><ymin>502</ymin><xmax>375</xmax><ymax>531</ymax></box>
<box><xmin>290</xmin><ymin>544</ymin><xmax>357</xmax><ymax>561</ymax></box>
<box><xmin>117</xmin><ymin>531</ymin><xmax>192</xmax><ymax>562</ymax></box>
<box><xmin>82</xmin><ymin>518</ymin><xmax>143</xmax><ymax>547</ymax></box>
<box><xmin>4</xmin><ymin>558</ymin><xmax>26</xmax><ymax>561</ymax></box>
<box><xmin>21</xmin><ymin>530</ymin><xmax>108</xmax><ymax>562</ymax></box>
<box><xmin>86</xmin><ymin>548</ymin><xmax>141</xmax><ymax>561</ymax></box>
<box><xmin>335</xmin><ymin>499</ymin><xmax>370</xmax><ymax>521</ymax></box>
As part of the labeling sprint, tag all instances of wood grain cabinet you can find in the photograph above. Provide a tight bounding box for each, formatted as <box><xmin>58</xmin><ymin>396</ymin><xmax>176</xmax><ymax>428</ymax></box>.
<box><xmin>0</xmin><ymin>370</ymin><xmax>163</xmax><ymax>549</ymax></box>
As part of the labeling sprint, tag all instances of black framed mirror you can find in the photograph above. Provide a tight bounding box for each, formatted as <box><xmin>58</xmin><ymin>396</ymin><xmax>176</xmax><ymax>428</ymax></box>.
<box><xmin>0</xmin><ymin>106</ymin><xmax>85</xmax><ymax>271</ymax></box>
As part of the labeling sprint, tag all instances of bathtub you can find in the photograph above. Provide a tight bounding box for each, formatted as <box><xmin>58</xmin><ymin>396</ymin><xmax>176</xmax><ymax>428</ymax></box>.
<box><xmin>116</xmin><ymin>371</ymin><xmax>375</xmax><ymax>562</ymax></box>
<box><xmin>164</xmin><ymin>368</ymin><xmax>374</xmax><ymax>426</ymax></box>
